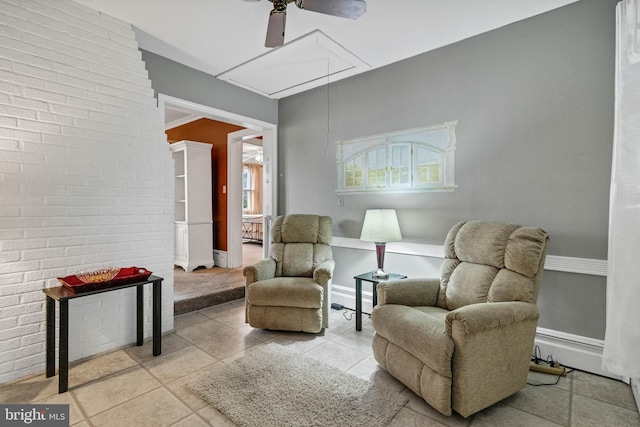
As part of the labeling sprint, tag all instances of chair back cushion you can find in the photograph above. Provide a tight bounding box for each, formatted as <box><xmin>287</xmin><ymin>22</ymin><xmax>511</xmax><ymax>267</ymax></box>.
<box><xmin>269</xmin><ymin>214</ymin><xmax>333</xmax><ymax>277</ymax></box>
<box><xmin>438</xmin><ymin>220</ymin><xmax>548</xmax><ymax>310</ymax></box>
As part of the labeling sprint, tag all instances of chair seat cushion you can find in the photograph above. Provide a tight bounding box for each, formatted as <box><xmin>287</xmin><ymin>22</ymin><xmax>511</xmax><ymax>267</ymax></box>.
<box><xmin>372</xmin><ymin>305</ymin><xmax>454</xmax><ymax>377</ymax></box>
<box><xmin>247</xmin><ymin>277</ymin><xmax>323</xmax><ymax>309</ymax></box>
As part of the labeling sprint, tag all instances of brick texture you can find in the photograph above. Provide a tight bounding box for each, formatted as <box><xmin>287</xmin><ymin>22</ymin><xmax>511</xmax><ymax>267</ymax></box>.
<box><xmin>0</xmin><ymin>0</ymin><xmax>174</xmax><ymax>384</ymax></box>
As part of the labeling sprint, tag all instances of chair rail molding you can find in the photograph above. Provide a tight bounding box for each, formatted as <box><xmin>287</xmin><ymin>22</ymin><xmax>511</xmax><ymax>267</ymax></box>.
<box><xmin>331</xmin><ymin>236</ymin><xmax>608</xmax><ymax>276</ymax></box>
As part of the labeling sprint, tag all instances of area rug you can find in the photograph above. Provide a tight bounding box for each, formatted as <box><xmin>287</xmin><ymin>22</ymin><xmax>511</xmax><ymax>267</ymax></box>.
<box><xmin>187</xmin><ymin>343</ymin><xmax>408</xmax><ymax>427</ymax></box>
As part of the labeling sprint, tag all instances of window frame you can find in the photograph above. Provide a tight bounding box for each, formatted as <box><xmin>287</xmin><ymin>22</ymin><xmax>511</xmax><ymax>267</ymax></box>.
<box><xmin>336</xmin><ymin>121</ymin><xmax>458</xmax><ymax>195</ymax></box>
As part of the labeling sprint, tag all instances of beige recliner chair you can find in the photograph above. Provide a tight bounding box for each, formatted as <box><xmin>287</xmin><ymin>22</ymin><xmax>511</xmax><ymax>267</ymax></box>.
<box><xmin>371</xmin><ymin>220</ymin><xmax>549</xmax><ymax>417</ymax></box>
<box><xmin>244</xmin><ymin>214</ymin><xmax>334</xmax><ymax>333</ymax></box>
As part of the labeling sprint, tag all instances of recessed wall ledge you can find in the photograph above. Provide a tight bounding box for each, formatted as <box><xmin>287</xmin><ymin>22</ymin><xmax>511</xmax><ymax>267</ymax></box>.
<box><xmin>331</xmin><ymin>236</ymin><xmax>608</xmax><ymax>276</ymax></box>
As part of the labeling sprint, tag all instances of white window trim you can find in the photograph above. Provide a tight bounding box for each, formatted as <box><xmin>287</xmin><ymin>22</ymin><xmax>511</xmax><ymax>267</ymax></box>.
<box><xmin>336</xmin><ymin>121</ymin><xmax>458</xmax><ymax>195</ymax></box>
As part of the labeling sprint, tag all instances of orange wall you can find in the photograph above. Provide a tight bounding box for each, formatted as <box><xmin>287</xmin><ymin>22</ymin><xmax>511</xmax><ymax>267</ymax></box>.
<box><xmin>166</xmin><ymin>118</ymin><xmax>244</xmax><ymax>252</ymax></box>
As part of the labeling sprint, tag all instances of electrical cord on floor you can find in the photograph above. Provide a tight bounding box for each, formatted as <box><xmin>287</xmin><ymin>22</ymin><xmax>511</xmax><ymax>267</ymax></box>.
<box><xmin>342</xmin><ymin>308</ymin><xmax>354</xmax><ymax>321</ymax></box>
<box><xmin>527</xmin><ymin>367</ymin><xmax>574</xmax><ymax>386</ymax></box>
<box><xmin>528</xmin><ymin>345</ymin><xmax>575</xmax><ymax>386</ymax></box>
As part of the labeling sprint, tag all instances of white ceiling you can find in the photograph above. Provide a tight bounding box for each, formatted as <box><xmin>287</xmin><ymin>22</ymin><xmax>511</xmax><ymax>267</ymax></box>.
<box><xmin>73</xmin><ymin>0</ymin><xmax>578</xmax><ymax>99</ymax></box>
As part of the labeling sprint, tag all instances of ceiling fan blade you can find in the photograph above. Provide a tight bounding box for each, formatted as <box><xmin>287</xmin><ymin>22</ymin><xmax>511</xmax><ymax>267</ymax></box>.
<box><xmin>295</xmin><ymin>0</ymin><xmax>366</xmax><ymax>19</ymax></box>
<box><xmin>265</xmin><ymin>10</ymin><xmax>286</xmax><ymax>47</ymax></box>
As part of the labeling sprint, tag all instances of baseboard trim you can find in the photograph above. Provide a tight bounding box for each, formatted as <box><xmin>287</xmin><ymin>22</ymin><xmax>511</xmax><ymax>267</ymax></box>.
<box><xmin>213</xmin><ymin>250</ymin><xmax>228</xmax><ymax>268</ymax></box>
<box><xmin>533</xmin><ymin>327</ymin><xmax>621</xmax><ymax>380</ymax></box>
<box><xmin>330</xmin><ymin>285</ymin><xmax>621</xmax><ymax>381</ymax></box>
<box><xmin>331</xmin><ymin>237</ymin><xmax>608</xmax><ymax>276</ymax></box>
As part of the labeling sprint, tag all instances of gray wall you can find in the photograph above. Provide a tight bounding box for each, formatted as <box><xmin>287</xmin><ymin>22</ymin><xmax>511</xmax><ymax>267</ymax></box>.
<box><xmin>277</xmin><ymin>0</ymin><xmax>616</xmax><ymax>339</ymax></box>
<box><xmin>142</xmin><ymin>50</ymin><xmax>278</xmax><ymax>125</ymax></box>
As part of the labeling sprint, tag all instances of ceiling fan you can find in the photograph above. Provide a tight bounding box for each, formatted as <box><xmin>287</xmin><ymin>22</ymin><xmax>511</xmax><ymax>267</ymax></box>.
<box><xmin>261</xmin><ymin>0</ymin><xmax>367</xmax><ymax>47</ymax></box>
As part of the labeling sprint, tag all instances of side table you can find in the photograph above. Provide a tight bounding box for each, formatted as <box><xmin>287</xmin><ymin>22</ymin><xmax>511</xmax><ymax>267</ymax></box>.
<box><xmin>43</xmin><ymin>275</ymin><xmax>163</xmax><ymax>393</ymax></box>
<box><xmin>354</xmin><ymin>272</ymin><xmax>407</xmax><ymax>331</ymax></box>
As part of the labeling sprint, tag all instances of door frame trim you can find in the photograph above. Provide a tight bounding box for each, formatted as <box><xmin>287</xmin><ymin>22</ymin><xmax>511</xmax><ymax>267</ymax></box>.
<box><xmin>159</xmin><ymin>94</ymin><xmax>277</xmax><ymax>268</ymax></box>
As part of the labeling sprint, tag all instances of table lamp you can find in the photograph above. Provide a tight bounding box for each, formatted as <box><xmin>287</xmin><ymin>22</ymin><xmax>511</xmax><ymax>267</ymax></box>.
<box><xmin>360</xmin><ymin>209</ymin><xmax>402</xmax><ymax>278</ymax></box>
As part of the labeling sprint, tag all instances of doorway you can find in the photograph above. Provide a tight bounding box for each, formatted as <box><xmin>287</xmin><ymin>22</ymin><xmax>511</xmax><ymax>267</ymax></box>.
<box><xmin>159</xmin><ymin>94</ymin><xmax>277</xmax><ymax>269</ymax></box>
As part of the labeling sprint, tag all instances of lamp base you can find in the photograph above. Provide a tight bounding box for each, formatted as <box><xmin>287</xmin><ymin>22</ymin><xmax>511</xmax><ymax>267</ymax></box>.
<box><xmin>372</xmin><ymin>269</ymin><xmax>389</xmax><ymax>279</ymax></box>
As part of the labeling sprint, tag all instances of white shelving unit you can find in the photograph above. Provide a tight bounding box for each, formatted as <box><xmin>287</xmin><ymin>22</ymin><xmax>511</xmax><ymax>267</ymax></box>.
<box><xmin>170</xmin><ymin>140</ymin><xmax>215</xmax><ymax>272</ymax></box>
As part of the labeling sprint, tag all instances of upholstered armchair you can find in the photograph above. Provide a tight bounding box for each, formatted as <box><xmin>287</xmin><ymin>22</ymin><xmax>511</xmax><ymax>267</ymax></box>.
<box><xmin>243</xmin><ymin>214</ymin><xmax>334</xmax><ymax>333</ymax></box>
<box><xmin>371</xmin><ymin>220</ymin><xmax>549</xmax><ymax>417</ymax></box>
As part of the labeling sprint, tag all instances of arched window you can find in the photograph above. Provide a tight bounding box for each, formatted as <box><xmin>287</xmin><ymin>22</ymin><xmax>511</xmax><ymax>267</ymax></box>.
<box><xmin>336</xmin><ymin>121</ymin><xmax>457</xmax><ymax>194</ymax></box>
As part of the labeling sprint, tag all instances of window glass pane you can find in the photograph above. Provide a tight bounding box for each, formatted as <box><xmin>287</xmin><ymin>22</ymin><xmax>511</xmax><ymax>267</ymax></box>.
<box><xmin>391</xmin><ymin>145</ymin><xmax>410</xmax><ymax>186</ymax></box>
<box><xmin>354</xmin><ymin>155</ymin><xmax>363</xmax><ymax>187</ymax></box>
<box><xmin>344</xmin><ymin>155</ymin><xmax>364</xmax><ymax>188</ymax></box>
<box><xmin>243</xmin><ymin>166</ymin><xmax>249</xmax><ymax>189</ymax></box>
<box><xmin>367</xmin><ymin>148</ymin><xmax>386</xmax><ymax>188</ymax></box>
<box><xmin>416</xmin><ymin>147</ymin><xmax>442</xmax><ymax>184</ymax></box>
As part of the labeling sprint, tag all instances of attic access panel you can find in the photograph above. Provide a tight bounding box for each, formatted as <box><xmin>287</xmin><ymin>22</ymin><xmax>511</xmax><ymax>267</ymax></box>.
<box><xmin>217</xmin><ymin>30</ymin><xmax>370</xmax><ymax>99</ymax></box>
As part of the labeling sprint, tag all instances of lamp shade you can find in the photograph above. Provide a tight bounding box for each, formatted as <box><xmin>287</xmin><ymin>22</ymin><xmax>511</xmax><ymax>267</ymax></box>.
<box><xmin>360</xmin><ymin>209</ymin><xmax>402</xmax><ymax>243</ymax></box>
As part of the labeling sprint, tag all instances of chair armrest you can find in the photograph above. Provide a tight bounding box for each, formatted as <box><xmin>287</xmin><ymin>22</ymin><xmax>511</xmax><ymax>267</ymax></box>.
<box><xmin>243</xmin><ymin>258</ymin><xmax>276</xmax><ymax>284</ymax></box>
<box><xmin>313</xmin><ymin>259</ymin><xmax>335</xmax><ymax>284</ymax></box>
<box><xmin>445</xmin><ymin>301</ymin><xmax>539</xmax><ymax>336</ymax></box>
<box><xmin>377</xmin><ymin>278</ymin><xmax>440</xmax><ymax>306</ymax></box>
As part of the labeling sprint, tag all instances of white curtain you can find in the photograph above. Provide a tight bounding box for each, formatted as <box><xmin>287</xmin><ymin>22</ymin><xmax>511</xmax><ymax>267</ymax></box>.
<box><xmin>602</xmin><ymin>0</ymin><xmax>640</xmax><ymax>378</ymax></box>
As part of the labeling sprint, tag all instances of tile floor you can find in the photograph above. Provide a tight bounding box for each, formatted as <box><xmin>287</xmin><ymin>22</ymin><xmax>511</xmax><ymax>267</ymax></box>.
<box><xmin>1</xmin><ymin>299</ymin><xmax>638</xmax><ymax>427</ymax></box>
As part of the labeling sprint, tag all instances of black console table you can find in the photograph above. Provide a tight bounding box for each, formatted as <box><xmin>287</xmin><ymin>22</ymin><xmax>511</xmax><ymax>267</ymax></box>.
<box><xmin>43</xmin><ymin>275</ymin><xmax>163</xmax><ymax>393</ymax></box>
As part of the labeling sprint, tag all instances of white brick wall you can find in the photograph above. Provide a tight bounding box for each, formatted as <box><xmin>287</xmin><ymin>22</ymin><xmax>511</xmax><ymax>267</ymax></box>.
<box><xmin>0</xmin><ymin>0</ymin><xmax>175</xmax><ymax>384</ymax></box>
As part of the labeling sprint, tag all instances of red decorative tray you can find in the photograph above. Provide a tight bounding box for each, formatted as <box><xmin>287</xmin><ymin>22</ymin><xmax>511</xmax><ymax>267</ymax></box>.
<box><xmin>58</xmin><ymin>267</ymin><xmax>152</xmax><ymax>293</ymax></box>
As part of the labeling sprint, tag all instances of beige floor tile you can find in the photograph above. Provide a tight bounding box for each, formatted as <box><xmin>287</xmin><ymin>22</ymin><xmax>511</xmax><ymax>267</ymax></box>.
<box><xmin>68</xmin><ymin>350</ymin><xmax>137</xmax><ymax>389</ymax></box>
<box><xmin>143</xmin><ymin>346</ymin><xmax>216</xmax><ymax>384</ymax></box>
<box><xmin>323</xmin><ymin>317</ymin><xmax>357</xmax><ymax>340</ymax></box>
<box><xmin>198</xmin><ymin>302</ymin><xmax>243</xmax><ymax>319</ymax></box>
<box><xmin>124</xmin><ymin>333</ymin><xmax>191</xmax><ymax>363</ymax></box>
<box><xmin>501</xmin><ymin>382</ymin><xmax>571</xmax><ymax>425</ymax></box>
<box><xmin>174</xmin><ymin>312</ymin><xmax>209</xmax><ymax>329</ymax></box>
<box><xmin>72</xmin><ymin>366</ymin><xmax>161</xmax><ymax>416</ymax></box>
<box><xmin>212</xmin><ymin>307</ymin><xmax>249</xmax><ymax>329</ymax></box>
<box><xmin>229</xmin><ymin>298</ymin><xmax>245</xmax><ymax>307</ymax></box>
<box><xmin>34</xmin><ymin>388</ymin><xmax>85</xmax><ymax>426</ymax></box>
<box><xmin>573</xmin><ymin>370</ymin><xmax>638</xmax><ymax>411</ymax></box>
<box><xmin>165</xmin><ymin>363</ymin><xmax>222</xmax><ymax>411</ymax></box>
<box><xmin>347</xmin><ymin>355</ymin><xmax>406</xmax><ymax>394</ymax></box>
<box><xmin>472</xmin><ymin>402</ymin><xmax>562</xmax><ymax>426</ymax></box>
<box><xmin>0</xmin><ymin>374</ymin><xmax>58</xmax><ymax>403</ymax></box>
<box><xmin>403</xmin><ymin>391</ymin><xmax>470</xmax><ymax>427</ymax></box>
<box><xmin>72</xmin><ymin>421</ymin><xmax>90</xmax><ymax>427</ymax></box>
<box><xmin>269</xmin><ymin>331</ymin><xmax>328</xmax><ymax>354</ymax></box>
<box><xmin>89</xmin><ymin>388</ymin><xmax>192</xmax><ymax>427</ymax></box>
<box><xmin>234</xmin><ymin>324</ymin><xmax>284</xmax><ymax>342</ymax></box>
<box><xmin>175</xmin><ymin>319</ymin><xmax>236</xmax><ymax>344</ymax></box>
<box><xmin>388</xmin><ymin>407</ymin><xmax>448</xmax><ymax>426</ymax></box>
<box><xmin>345</xmin><ymin>353</ymin><xmax>379</xmax><ymax>379</ymax></box>
<box><xmin>171</xmin><ymin>414</ymin><xmax>210</xmax><ymax>427</ymax></box>
<box><xmin>572</xmin><ymin>394</ymin><xmax>640</xmax><ymax>427</ymax></box>
<box><xmin>197</xmin><ymin>404</ymin><xmax>237</xmax><ymax>426</ymax></box>
<box><xmin>196</xmin><ymin>331</ymin><xmax>262</xmax><ymax>360</ymax></box>
<box><xmin>303</xmin><ymin>340</ymin><xmax>369</xmax><ymax>371</ymax></box>
<box><xmin>332</xmin><ymin>327</ymin><xmax>376</xmax><ymax>353</ymax></box>
<box><xmin>218</xmin><ymin>343</ymin><xmax>269</xmax><ymax>364</ymax></box>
